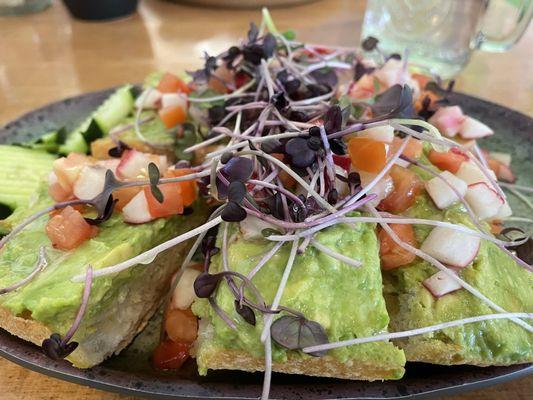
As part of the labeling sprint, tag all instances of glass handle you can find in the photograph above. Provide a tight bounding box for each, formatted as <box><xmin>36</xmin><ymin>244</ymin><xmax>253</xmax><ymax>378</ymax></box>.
<box><xmin>476</xmin><ymin>0</ymin><xmax>533</xmax><ymax>52</ymax></box>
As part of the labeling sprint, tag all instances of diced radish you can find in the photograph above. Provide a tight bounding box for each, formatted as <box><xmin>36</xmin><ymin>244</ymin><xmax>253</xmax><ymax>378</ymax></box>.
<box><xmin>359</xmin><ymin>172</ymin><xmax>394</xmax><ymax>207</ymax></box>
<box><xmin>455</xmin><ymin>161</ymin><xmax>496</xmax><ymax>185</ymax></box>
<box><xmin>464</xmin><ymin>182</ymin><xmax>504</xmax><ymax>220</ymax></box>
<box><xmin>332</xmin><ymin>154</ymin><xmax>351</xmax><ymax>172</ymax></box>
<box><xmin>161</xmin><ymin>93</ymin><xmax>188</xmax><ymax>109</ymax></box>
<box><xmin>490</xmin><ymin>152</ymin><xmax>511</xmax><ymax>167</ymax></box>
<box><xmin>423</xmin><ymin>270</ymin><xmax>462</xmax><ymax>298</ymax></box>
<box><xmin>116</xmin><ymin>150</ymin><xmax>168</xmax><ymax>179</ymax></box>
<box><xmin>492</xmin><ymin>200</ymin><xmax>513</xmax><ymax>220</ymax></box>
<box><xmin>122</xmin><ymin>191</ymin><xmax>153</xmax><ymax>224</ymax></box>
<box><xmin>459</xmin><ymin>116</ymin><xmax>494</xmax><ymax>139</ymax></box>
<box><xmin>171</xmin><ymin>268</ymin><xmax>202</xmax><ymax>310</ymax></box>
<box><xmin>373</xmin><ymin>58</ymin><xmax>407</xmax><ymax>87</ymax></box>
<box><xmin>426</xmin><ymin>171</ymin><xmax>468</xmax><ymax>209</ymax></box>
<box><xmin>239</xmin><ymin>215</ymin><xmax>278</xmax><ymax>240</ymax></box>
<box><xmin>357</xmin><ymin>126</ymin><xmax>394</xmax><ymax>143</ymax></box>
<box><xmin>46</xmin><ymin>206</ymin><xmax>98</xmax><ymax>251</ymax></box>
<box><xmin>96</xmin><ymin>158</ymin><xmax>121</xmax><ymax>175</ymax></box>
<box><xmin>428</xmin><ymin>106</ymin><xmax>465</xmax><ymax>138</ymax></box>
<box><xmin>73</xmin><ymin>166</ymin><xmax>107</xmax><ymax>200</ymax></box>
<box><xmin>334</xmin><ymin>165</ymin><xmax>349</xmax><ymax>197</ymax></box>
<box><xmin>135</xmin><ymin>89</ymin><xmax>162</xmax><ymax>109</ymax></box>
<box><xmin>420</xmin><ymin>226</ymin><xmax>481</xmax><ymax>268</ymax></box>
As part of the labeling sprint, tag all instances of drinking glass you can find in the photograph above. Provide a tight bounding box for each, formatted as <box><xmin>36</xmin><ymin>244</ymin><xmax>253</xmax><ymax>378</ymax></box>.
<box><xmin>361</xmin><ymin>0</ymin><xmax>533</xmax><ymax>78</ymax></box>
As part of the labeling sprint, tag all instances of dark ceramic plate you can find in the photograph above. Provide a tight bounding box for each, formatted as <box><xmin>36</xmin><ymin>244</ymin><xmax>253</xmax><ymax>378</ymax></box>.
<box><xmin>0</xmin><ymin>88</ymin><xmax>531</xmax><ymax>400</ymax></box>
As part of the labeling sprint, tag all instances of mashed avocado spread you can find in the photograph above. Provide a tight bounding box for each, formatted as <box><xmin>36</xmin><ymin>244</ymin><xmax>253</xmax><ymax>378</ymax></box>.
<box><xmin>193</xmin><ymin>218</ymin><xmax>406</xmax><ymax>378</ymax></box>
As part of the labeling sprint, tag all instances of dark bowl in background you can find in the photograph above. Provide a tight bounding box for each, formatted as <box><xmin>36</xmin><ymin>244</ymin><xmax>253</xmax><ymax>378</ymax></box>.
<box><xmin>62</xmin><ymin>0</ymin><xmax>138</xmax><ymax>21</ymax></box>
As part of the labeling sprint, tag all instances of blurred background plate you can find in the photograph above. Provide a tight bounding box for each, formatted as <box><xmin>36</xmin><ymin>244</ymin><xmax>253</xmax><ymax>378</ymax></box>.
<box><xmin>170</xmin><ymin>0</ymin><xmax>319</xmax><ymax>9</ymax></box>
<box><xmin>0</xmin><ymin>87</ymin><xmax>531</xmax><ymax>399</ymax></box>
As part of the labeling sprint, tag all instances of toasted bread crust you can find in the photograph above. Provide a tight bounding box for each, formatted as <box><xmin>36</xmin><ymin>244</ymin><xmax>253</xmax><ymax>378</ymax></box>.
<box><xmin>197</xmin><ymin>344</ymin><xmax>404</xmax><ymax>381</ymax></box>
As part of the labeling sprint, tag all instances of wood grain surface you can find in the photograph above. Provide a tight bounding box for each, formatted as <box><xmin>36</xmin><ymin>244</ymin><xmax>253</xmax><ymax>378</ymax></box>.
<box><xmin>0</xmin><ymin>0</ymin><xmax>531</xmax><ymax>399</ymax></box>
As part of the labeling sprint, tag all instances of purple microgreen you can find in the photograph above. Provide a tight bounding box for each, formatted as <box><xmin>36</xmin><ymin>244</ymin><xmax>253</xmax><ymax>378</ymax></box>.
<box><xmin>148</xmin><ymin>162</ymin><xmax>164</xmax><ymax>204</ymax></box>
<box><xmin>329</xmin><ymin>138</ymin><xmax>347</xmax><ymax>155</ymax></box>
<box><xmin>327</xmin><ymin>188</ymin><xmax>338</xmax><ymax>205</ymax></box>
<box><xmin>324</xmin><ymin>105</ymin><xmax>342</xmax><ymax>134</ymax></box>
<box><xmin>310</xmin><ymin>68</ymin><xmax>338</xmax><ymax>88</ymax></box>
<box><xmin>261</xmin><ymin>138</ymin><xmax>283</xmax><ymax>154</ymax></box>
<box><xmin>108</xmin><ymin>140</ymin><xmax>131</xmax><ymax>158</ymax></box>
<box><xmin>234</xmin><ymin>300</ymin><xmax>256</xmax><ymax>325</ymax></box>
<box><xmin>263</xmin><ymin>33</ymin><xmax>277</xmax><ymax>59</ymax></box>
<box><xmin>354</xmin><ymin>61</ymin><xmax>375</xmax><ymax>81</ymax></box>
<box><xmin>42</xmin><ymin>265</ymin><xmax>93</xmax><ymax>361</ymax></box>
<box><xmin>361</xmin><ymin>36</ymin><xmax>379</xmax><ymax>51</ymax></box>
<box><xmin>285</xmin><ymin>138</ymin><xmax>316</xmax><ymax>168</ymax></box>
<box><xmin>248</xmin><ymin>22</ymin><xmax>259</xmax><ymax>42</ymax></box>
<box><xmin>271</xmin><ymin>91</ymin><xmax>289</xmax><ymax>111</ymax></box>
<box><xmin>220</xmin><ymin>151</ymin><xmax>234</xmax><ymax>164</ymax></box>
<box><xmin>372</xmin><ymin>84</ymin><xmax>414</xmax><ymax>119</ymax></box>
<box><xmin>194</xmin><ymin>272</ymin><xmax>224</xmax><ymax>298</ymax></box>
<box><xmin>221</xmin><ymin>201</ymin><xmax>247</xmax><ymax>222</ymax></box>
<box><xmin>228</xmin><ymin>181</ymin><xmax>246</xmax><ymax>204</ymax></box>
<box><xmin>270</xmin><ymin>315</ymin><xmax>329</xmax><ymax>357</ymax></box>
<box><xmin>84</xmin><ymin>196</ymin><xmax>117</xmax><ymax>225</ymax></box>
<box><xmin>223</xmin><ymin>156</ymin><xmax>254</xmax><ymax>183</ymax></box>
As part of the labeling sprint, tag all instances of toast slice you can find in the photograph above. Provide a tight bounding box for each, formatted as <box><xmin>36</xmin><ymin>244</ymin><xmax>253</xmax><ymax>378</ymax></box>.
<box><xmin>192</xmin><ymin>219</ymin><xmax>406</xmax><ymax>380</ymax></box>
<box><xmin>0</xmin><ymin>182</ymin><xmax>207</xmax><ymax>368</ymax></box>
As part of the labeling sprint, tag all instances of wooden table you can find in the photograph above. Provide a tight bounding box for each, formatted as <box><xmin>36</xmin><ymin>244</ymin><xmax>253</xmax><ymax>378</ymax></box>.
<box><xmin>0</xmin><ymin>0</ymin><xmax>531</xmax><ymax>399</ymax></box>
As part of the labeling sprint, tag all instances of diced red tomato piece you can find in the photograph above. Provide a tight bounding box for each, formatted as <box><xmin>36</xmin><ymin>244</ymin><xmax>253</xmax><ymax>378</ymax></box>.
<box><xmin>114</xmin><ymin>185</ymin><xmax>142</xmax><ymax>211</ymax></box>
<box><xmin>411</xmin><ymin>73</ymin><xmax>431</xmax><ymax>90</ymax></box>
<box><xmin>46</xmin><ymin>206</ymin><xmax>98</xmax><ymax>251</ymax></box>
<box><xmin>379</xmin><ymin>224</ymin><xmax>418</xmax><ymax>270</ymax></box>
<box><xmin>144</xmin><ymin>184</ymin><xmax>184</xmax><ymax>219</ymax></box>
<box><xmin>332</xmin><ymin>154</ymin><xmax>351</xmax><ymax>172</ymax></box>
<box><xmin>157</xmin><ymin>72</ymin><xmax>190</xmax><ymax>94</ymax></box>
<box><xmin>153</xmin><ymin>340</ymin><xmax>191</xmax><ymax>370</ymax></box>
<box><xmin>348</xmin><ymin>137</ymin><xmax>387</xmax><ymax>173</ymax></box>
<box><xmin>348</xmin><ymin>74</ymin><xmax>375</xmax><ymax>100</ymax></box>
<box><xmin>428</xmin><ymin>148</ymin><xmax>468</xmax><ymax>173</ymax></box>
<box><xmin>165</xmin><ymin>308</ymin><xmax>198</xmax><ymax>343</ymax></box>
<box><xmin>159</xmin><ymin>106</ymin><xmax>186</xmax><ymax>129</ymax></box>
<box><xmin>165</xmin><ymin>169</ymin><xmax>198</xmax><ymax>207</ymax></box>
<box><xmin>379</xmin><ymin>165</ymin><xmax>423</xmax><ymax>213</ymax></box>
<box><xmin>48</xmin><ymin>181</ymin><xmax>72</xmax><ymax>202</ymax></box>
<box><xmin>235</xmin><ymin>71</ymin><xmax>251</xmax><ymax>89</ymax></box>
<box><xmin>391</xmin><ymin>137</ymin><xmax>423</xmax><ymax>160</ymax></box>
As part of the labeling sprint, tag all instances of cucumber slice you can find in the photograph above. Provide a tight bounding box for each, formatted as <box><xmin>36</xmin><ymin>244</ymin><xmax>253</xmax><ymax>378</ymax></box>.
<box><xmin>0</xmin><ymin>145</ymin><xmax>55</xmax><ymax>211</ymax></box>
<box><xmin>59</xmin><ymin>85</ymin><xmax>135</xmax><ymax>154</ymax></box>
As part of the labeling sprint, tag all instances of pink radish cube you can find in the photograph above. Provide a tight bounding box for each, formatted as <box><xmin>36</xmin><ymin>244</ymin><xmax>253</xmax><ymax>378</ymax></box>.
<box><xmin>420</xmin><ymin>226</ymin><xmax>481</xmax><ymax>268</ymax></box>
<box><xmin>122</xmin><ymin>191</ymin><xmax>153</xmax><ymax>224</ymax></box>
<box><xmin>459</xmin><ymin>116</ymin><xmax>494</xmax><ymax>139</ymax></box>
<box><xmin>464</xmin><ymin>182</ymin><xmax>504</xmax><ymax>220</ymax></box>
<box><xmin>428</xmin><ymin>106</ymin><xmax>465</xmax><ymax>138</ymax></box>
<box><xmin>426</xmin><ymin>171</ymin><xmax>467</xmax><ymax>209</ymax></box>
<box><xmin>423</xmin><ymin>270</ymin><xmax>462</xmax><ymax>298</ymax></box>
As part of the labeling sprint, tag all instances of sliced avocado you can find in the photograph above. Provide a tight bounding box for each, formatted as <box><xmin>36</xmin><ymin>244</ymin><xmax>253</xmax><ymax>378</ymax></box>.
<box><xmin>59</xmin><ymin>85</ymin><xmax>135</xmax><ymax>155</ymax></box>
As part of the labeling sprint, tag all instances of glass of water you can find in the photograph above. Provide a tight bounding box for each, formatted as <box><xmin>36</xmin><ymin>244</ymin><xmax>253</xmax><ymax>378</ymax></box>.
<box><xmin>361</xmin><ymin>0</ymin><xmax>533</xmax><ymax>78</ymax></box>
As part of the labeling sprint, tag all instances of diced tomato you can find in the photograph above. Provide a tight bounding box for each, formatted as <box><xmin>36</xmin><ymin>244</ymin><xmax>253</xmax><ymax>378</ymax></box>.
<box><xmin>144</xmin><ymin>184</ymin><xmax>184</xmax><ymax>219</ymax></box>
<box><xmin>428</xmin><ymin>148</ymin><xmax>468</xmax><ymax>173</ymax></box>
<box><xmin>165</xmin><ymin>308</ymin><xmax>198</xmax><ymax>343</ymax></box>
<box><xmin>347</xmin><ymin>137</ymin><xmax>387</xmax><ymax>173</ymax></box>
<box><xmin>411</xmin><ymin>73</ymin><xmax>431</xmax><ymax>90</ymax></box>
<box><xmin>157</xmin><ymin>72</ymin><xmax>190</xmax><ymax>94</ymax></box>
<box><xmin>53</xmin><ymin>153</ymin><xmax>94</xmax><ymax>191</ymax></box>
<box><xmin>332</xmin><ymin>154</ymin><xmax>351</xmax><ymax>172</ymax></box>
<box><xmin>235</xmin><ymin>71</ymin><xmax>251</xmax><ymax>89</ymax></box>
<box><xmin>165</xmin><ymin>169</ymin><xmax>198</xmax><ymax>207</ymax></box>
<box><xmin>46</xmin><ymin>206</ymin><xmax>98</xmax><ymax>251</ymax></box>
<box><xmin>90</xmin><ymin>137</ymin><xmax>115</xmax><ymax>160</ymax></box>
<box><xmin>391</xmin><ymin>137</ymin><xmax>423</xmax><ymax>160</ymax></box>
<box><xmin>489</xmin><ymin>220</ymin><xmax>503</xmax><ymax>235</ymax></box>
<box><xmin>159</xmin><ymin>105</ymin><xmax>187</xmax><ymax>129</ymax></box>
<box><xmin>271</xmin><ymin>153</ymin><xmax>296</xmax><ymax>189</ymax></box>
<box><xmin>379</xmin><ymin>165</ymin><xmax>423</xmax><ymax>213</ymax></box>
<box><xmin>153</xmin><ymin>340</ymin><xmax>191</xmax><ymax>370</ymax></box>
<box><xmin>49</xmin><ymin>181</ymin><xmax>72</xmax><ymax>202</ymax></box>
<box><xmin>487</xmin><ymin>158</ymin><xmax>516</xmax><ymax>183</ymax></box>
<box><xmin>379</xmin><ymin>224</ymin><xmax>418</xmax><ymax>270</ymax></box>
<box><xmin>348</xmin><ymin>74</ymin><xmax>375</xmax><ymax>99</ymax></box>
<box><xmin>114</xmin><ymin>186</ymin><xmax>142</xmax><ymax>211</ymax></box>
